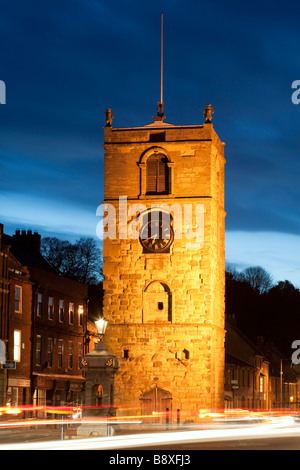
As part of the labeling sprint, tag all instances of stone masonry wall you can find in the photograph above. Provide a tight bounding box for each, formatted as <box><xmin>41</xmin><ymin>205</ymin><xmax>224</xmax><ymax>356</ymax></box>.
<box><xmin>102</xmin><ymin>121</ymin><xmax>226</xmax><ymax>419</ymax></box>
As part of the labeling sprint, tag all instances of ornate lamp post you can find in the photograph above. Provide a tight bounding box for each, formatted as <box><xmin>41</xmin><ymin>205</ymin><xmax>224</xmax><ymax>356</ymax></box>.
<box><xmin>77</xmin><ymin>316</ymin><xmax>119</xmax><ymax>437</ymax></box>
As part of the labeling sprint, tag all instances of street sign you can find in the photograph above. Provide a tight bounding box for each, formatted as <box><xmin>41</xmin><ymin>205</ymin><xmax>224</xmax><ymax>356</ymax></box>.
<box><xmin>2</xmin><ymin>361</ymin><xmax>16</xmax><ymax>369</ymax></box>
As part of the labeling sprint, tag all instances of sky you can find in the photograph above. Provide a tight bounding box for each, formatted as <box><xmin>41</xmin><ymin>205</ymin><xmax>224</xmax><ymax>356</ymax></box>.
<box><xmin>0</xmin><ymin>0</ymin><xmax>300</xmax><ymax>287</ymax></box>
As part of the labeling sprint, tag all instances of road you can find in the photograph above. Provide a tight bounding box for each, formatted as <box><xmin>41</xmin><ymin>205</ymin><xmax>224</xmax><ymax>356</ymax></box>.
<box><xmin>1</xmin><ymin>417</ymin><xmax>300</xmax><ymax>450</ymax></box>
<box><xmin>135</xmin><ymin>435</ymin><xmax>300</xmax><ymax>450</ymax></box>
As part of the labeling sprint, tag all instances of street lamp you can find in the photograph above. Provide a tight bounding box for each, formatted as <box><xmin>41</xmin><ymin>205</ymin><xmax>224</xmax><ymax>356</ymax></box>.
<box><xmin>78</xmin><ymin>314</ymin><xmax>119</xmax><ymax>438</ymax></box>
<box><xmin>94</xmin><ymin>316</ymin><xmax>108</xmax><ymax>339</ymax></box>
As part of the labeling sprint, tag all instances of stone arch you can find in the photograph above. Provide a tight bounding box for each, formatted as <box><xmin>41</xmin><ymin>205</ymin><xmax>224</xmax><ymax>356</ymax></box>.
<box><xmin>143</xmin><ymin>281</ymin><xmax>173</xmax><ymax>323</ymax></box>
<box><xmin>139</xmin><ymin>146</ymin><xmax>172</xmax><ymax>165</ymax></box>
<box><xmin>138</xmin><ymin>147</ymin><xmax>174</xmax><ymax>197</ymax></box>
<box><xmin>140</xmin><ymin>386</ymin><xmax>172</xmax><ymax>418</ymax></box>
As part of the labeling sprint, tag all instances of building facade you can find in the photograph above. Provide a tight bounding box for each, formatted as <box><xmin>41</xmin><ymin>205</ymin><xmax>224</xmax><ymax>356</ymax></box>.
<box><xmin>102</xmin><ymin>106</ymin><xmax>226</xmax><ymax>418</ymax></box>
<box><xmin>0</xmin><ymin>224</ymin><xmax>10</xmax><ymax>404</ymax></box>
<box><xmin>0</xmin><ymin>226</ymin><xmax>89</xmax><ymax>407</ymax></box>
<box><xmin>29</xmin><ymin>266</ymin><xmax>88</xmax><ymax>408</ymax></box>
<box><xmin>6</xmin><ymin>256</ymin><xmax>32</xmax><ymax>406</ymax></box>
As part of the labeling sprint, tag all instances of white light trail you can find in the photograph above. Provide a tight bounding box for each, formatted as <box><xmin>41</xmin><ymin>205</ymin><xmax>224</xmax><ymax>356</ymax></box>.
<box><xmin>0</xmin><ymin>417</ymin><xmax>298</xmax><ymax>450</ymax></box>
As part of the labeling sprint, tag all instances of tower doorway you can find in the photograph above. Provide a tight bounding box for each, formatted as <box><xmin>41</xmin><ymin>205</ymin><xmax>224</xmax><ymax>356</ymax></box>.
<box><xmin>140</xmin><ymin>386</ymin><xmax>172</xmax><ymax>422</ymax></box>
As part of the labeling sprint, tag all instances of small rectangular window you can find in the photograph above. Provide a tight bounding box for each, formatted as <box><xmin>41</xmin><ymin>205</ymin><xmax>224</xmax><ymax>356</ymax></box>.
<box><xmin>37</xmin><ymin>293</ymin><xmax>43</xmax><ymax>317</ymax></box>
<box><xmin>47</xmin><ymin>338</ymin><xmax>53</xmax><ymax>367</ymax></box>
<box><xmin>58</xmin><ymin>339</ymin><xmax>63</xmax><ymax>368</ymax></box>
<box><xmin>149</xmin><ymin>132</ymin><xmax>165</xmax><ymax>142</ymax></box>
<box><xmin>48</xmin><ymin>297</ymin><xmax>54</xmax><ymax>320</ymax></box>
<box><xmin>68</xmin><ymin>341</ymin><xmax>73</xmax><ymax>368</ymax></box>
<box><xmin>36</xmin><ymin>335</ymin><xmax>42</xmax><ymax>366</ymax></box>
<box><xmin>15</xmin><ymin>286</ymin><xmax>22</xmax><ymax>313</ymax></box>
<box><xmin>59</xmin><ymin>300</ymin><xmax>64</xmax><ymax>322</ymax></box>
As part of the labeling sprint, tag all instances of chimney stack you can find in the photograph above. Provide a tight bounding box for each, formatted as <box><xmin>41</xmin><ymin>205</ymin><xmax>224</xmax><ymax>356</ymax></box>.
<box><xmin>13</xmin><ymin>229</ymin><xmax>41</xmax><ymax>253</ymax></box>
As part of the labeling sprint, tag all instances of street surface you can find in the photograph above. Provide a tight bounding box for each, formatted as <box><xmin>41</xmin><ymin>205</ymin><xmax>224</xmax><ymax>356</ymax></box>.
<box><xmin>1</xmin><ymin>416</ymin><xmax>300</xmax><ymax>450</ymax></box>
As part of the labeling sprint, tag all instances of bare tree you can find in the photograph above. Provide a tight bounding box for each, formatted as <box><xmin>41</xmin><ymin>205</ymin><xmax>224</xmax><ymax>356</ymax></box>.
<box><xmin>41</xmin><ymin>236</ymin><xmax>102</xmax><ymax>284</ymax></box>
<box><xmin>241</xmin><ymin>266</ymin><xmax>273</xmax><ymax>294</ymax></box>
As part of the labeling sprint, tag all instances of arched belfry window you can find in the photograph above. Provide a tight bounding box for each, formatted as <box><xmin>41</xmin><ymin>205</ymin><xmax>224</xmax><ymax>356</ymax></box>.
<box><xmin>146</xmin><ymin>154</ymin><xmax>170</xmax><ymax>194</ymax></box>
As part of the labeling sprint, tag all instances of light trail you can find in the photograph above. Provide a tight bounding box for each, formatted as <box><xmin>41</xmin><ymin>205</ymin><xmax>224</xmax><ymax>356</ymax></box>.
<box><xmin>0</xmin><ymin>416</ymin><xmax>299</xmax><ymax>450</ymax></box>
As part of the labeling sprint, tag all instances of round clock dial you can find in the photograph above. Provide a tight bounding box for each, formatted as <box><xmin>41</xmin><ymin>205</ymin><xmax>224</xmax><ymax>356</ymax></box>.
<box><xmin>139</xmin><ymin>218</ymin><xmax>174</xmax><ymax>253</ymax></box>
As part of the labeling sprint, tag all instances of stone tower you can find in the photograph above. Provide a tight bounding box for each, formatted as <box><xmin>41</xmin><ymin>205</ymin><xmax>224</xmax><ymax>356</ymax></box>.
<box><xmin>102</xmin><ymin>105</ymin><xmax>226</xmax><ymax>419</ymax></box>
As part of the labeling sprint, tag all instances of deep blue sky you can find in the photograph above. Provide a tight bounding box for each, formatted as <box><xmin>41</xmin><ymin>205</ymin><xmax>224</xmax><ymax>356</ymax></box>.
<box><xmin>0</xmin><ymin>0</ymin><xmax>300</xmax><ymax>286</ymax></box>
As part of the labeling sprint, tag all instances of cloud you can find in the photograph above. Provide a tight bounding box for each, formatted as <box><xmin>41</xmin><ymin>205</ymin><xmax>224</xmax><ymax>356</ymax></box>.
<box><xmin>0</xmin><ymin>191</ymin><xmax>99</xmax><ymax>241</ymax></box>
<box><xmin>1</xmin><ymin>0</ymin><xmax>300</xmax><ymax>287</ymax></box>
<box><xmin>226</xmin><ymin>231</ymin><xmax>300</xmax><ymax>288</ymax></box>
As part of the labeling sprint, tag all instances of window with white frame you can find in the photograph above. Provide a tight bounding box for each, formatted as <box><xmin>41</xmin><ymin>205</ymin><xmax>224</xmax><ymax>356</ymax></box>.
<box><xmin>14</xmin><ymin>286</ymin><xmax>22</xmax><ymax>313</ymax></box>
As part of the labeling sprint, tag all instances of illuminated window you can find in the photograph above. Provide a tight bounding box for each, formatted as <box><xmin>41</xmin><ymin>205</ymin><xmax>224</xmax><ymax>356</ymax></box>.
<box><xmin>146</xmin><ymin>154</ymin><xmax>169</xmax><ymax>194</ymax></box>
<box><xmin>78</xmin><ymin>305</ymin><xmax>83</xmax><ymax>326</ymax></box>
<box><xmin>259</xmin><ymin>375</ymin><xmax>265</xmax><ymax>393</ymax></box>
<box><xmin>59</xmin><ymin>300</ymin><xmax>64</xmax><ymax>322</ymax></box>
<box><xmin>48</xmin><ymin>297</ymin><xmax>54</xmax><ymax>320</ymax></box>
<box><xmin>14</xmin><ymin>286</ymin><xmax>22</xmax><ymax>313</ymax></box>
<box><xmin>69</xmin><ymin>303</ymin><xmax>74</xmax><ymax>324</ymax></box>
<box><xmin>37</xmin><ymin>293</ymin><xmax>42</xmax><ymax>316</ymax></box>
<box><xmin>13</xmin><ymin>330</ymin><xmax>21</xmax><ymax>362</ymax></box>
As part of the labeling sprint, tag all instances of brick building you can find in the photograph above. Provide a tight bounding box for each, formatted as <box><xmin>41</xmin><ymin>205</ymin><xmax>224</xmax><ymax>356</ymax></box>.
<box><xmin>225</xmin><ymin>320</ymin><xmax>270</xmax><ymax>410</ymax></box>
<box><xmin>0</xmin><ymin>226</ymin><xmax>89</xmax><ymax>407</ymax></box>
<box><xmin>0</xmin><ymin>224</ymin><xmax>10</xmax><ymax>404</ymax></box>
<box><xmin>6</xmin><ymin>252</ymin><xmax>32</xmax><ymax>406</ymax></box>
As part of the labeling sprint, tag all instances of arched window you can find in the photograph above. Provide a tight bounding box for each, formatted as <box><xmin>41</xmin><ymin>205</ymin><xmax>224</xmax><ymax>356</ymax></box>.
<box><xmin>146</xmin><ymin>154</ymin><xmax>169</xmax><ymax>194</ymax></box>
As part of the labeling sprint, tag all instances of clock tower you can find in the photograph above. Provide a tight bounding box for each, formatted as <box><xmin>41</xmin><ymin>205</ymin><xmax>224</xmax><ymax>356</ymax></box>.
<box><xmin>102</xmin><ymin>104</ymin><xmax>226</xmax><ymax>419</ymax></box>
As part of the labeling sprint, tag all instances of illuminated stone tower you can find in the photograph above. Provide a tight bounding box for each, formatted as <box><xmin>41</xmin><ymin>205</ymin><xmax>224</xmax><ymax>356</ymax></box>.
<box><xmin>102</xmin><ymin>104</ymin><xmax>226</xmax><ymax>418</ymax></box>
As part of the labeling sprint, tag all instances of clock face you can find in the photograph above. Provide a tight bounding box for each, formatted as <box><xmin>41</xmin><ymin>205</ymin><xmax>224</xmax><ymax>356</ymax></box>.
<box><xmin>139</xmin><ymin>217</ymin><xmax>174</xmax><ymax>253</ymax></box>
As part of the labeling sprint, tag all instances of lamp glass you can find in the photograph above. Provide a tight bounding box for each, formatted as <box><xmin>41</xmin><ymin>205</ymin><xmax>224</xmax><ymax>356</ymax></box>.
<box><xmin>95</xmin><ymin>316</ymin><xmax>108</xmax><ymax>335</ymax></box>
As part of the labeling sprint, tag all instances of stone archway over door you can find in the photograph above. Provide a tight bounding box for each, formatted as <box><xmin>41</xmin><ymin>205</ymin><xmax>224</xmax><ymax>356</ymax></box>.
<box><xmin>140</xmin><ymin>386</ymin><xmax>172</xmax><ymax>421</ymax></box>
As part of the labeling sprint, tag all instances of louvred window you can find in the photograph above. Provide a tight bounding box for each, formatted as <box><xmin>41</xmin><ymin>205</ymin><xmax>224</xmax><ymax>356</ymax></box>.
<box><xmin>146</xmin><ymin>154</ymin><xmax>169</xmax><ymax>194</ymax></box>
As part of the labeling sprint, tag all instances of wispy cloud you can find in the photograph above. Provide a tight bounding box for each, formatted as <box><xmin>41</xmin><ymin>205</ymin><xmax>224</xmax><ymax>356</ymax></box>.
<box><xmin>226</xmin><ymin>231</ymin><xmax>300</xmax><ymax>288</ymax></box>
